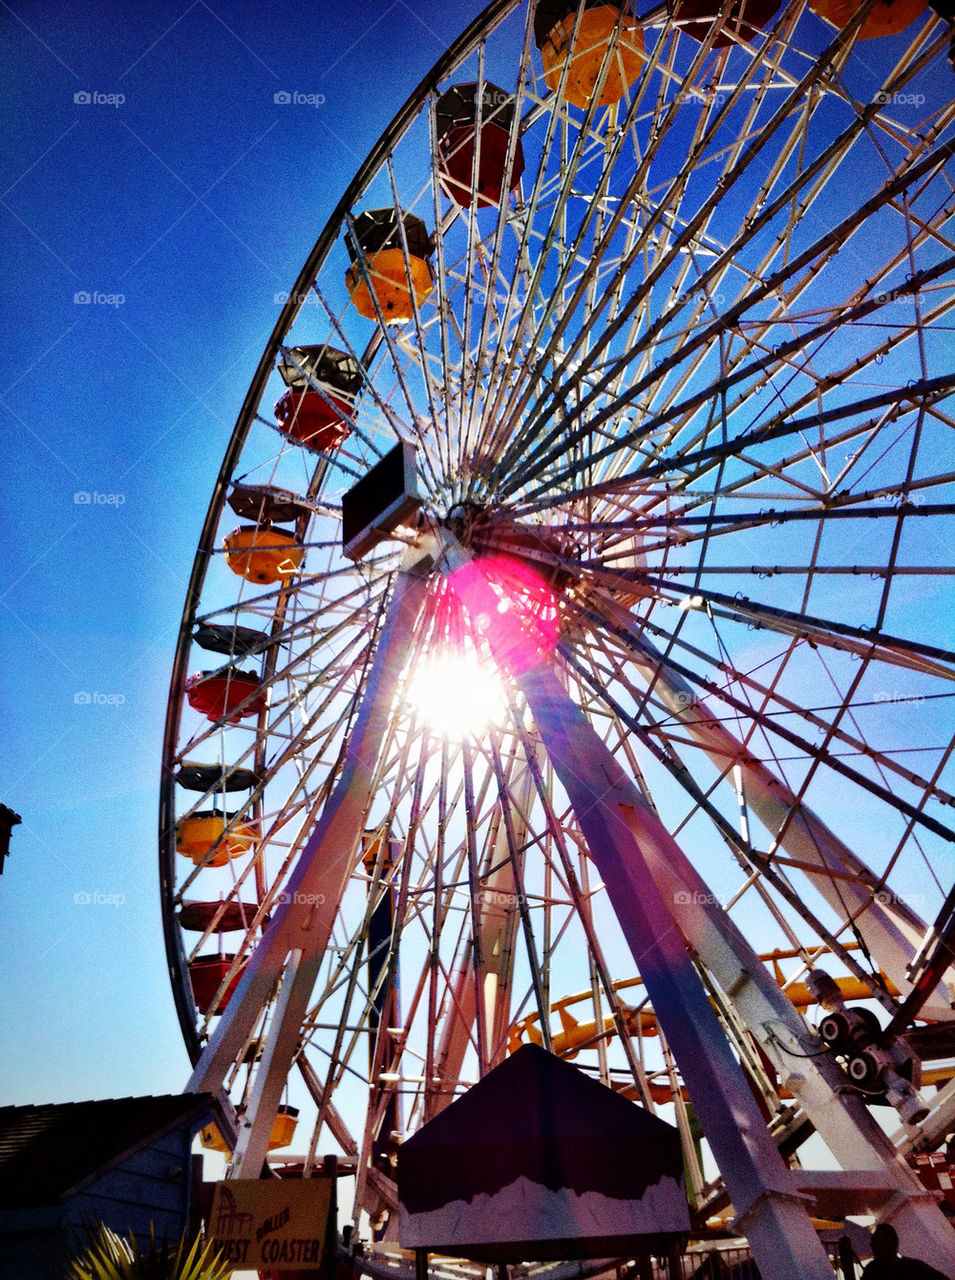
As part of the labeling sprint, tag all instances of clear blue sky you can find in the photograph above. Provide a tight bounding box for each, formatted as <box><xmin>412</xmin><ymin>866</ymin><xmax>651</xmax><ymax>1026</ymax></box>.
<box><xmin>0</xmin><ymin>0</ymin><xmax>485</xmax><ymax>1108</ymax></box>
<box><xmin>1</xmin><ymin>0</ymin><xmax>951</xmax><ymax>1154</ymax></box>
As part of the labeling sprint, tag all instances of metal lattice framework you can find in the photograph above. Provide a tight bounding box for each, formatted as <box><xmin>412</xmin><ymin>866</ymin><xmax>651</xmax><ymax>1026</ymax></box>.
<box><xmin>160</xmin><ymin>2</ymin><xmax>955</xmax><ymax>1276</ymax></box>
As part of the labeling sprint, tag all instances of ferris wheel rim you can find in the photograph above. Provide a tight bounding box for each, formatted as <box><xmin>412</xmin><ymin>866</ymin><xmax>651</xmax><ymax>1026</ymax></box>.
<box><xmin>159</xmin><ymin>0</ymin><xmax>955</xmax><ymax>1254</ymax></box>
<box><xmin>159</xmin><ymin>0</ymin><xmax>529</xmax><ymax>1060</ymax></box>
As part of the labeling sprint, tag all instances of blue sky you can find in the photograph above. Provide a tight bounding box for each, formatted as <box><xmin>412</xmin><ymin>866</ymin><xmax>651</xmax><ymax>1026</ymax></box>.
<box><xmin>1</xmin><ymin>4</ymin><xmax>952</xmax><ymax>1233</ymax></box>
<box><xmin>0</xmin><ymin>0</ymin><xmax>486</xmax><ymax>1108</ymax></box>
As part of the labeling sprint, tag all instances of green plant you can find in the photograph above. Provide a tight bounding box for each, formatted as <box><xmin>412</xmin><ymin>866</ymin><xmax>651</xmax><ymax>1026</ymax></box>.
<box><xmin>64</xmin><ymin>1221</ymin><xmax>231</xmax><ymax>1280</ymax></box>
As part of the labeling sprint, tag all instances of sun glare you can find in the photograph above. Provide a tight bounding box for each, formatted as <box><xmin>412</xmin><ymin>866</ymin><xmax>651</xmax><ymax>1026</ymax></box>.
<box><xmin>406</xmin><ymin>650</ymin><xmax>506</xmax><ymax>739</ymax></box>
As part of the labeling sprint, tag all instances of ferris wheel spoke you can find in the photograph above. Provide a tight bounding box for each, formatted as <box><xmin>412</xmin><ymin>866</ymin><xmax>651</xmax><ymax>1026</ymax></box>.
<box><xmin>484</xmin><ymin>63</ymin><xmax>674</xmax><ymax>447</ymax></box>
<box><xmin>540</xmin><ymin>364</ymin><xmax>955</xmax><ymax>515</ymax></box>
<box><xmin>630</xmin><ymin>575</ymin><xmax>955</xmax><ymax>674</ymax></box>
<box><xmin>512</xmin><ymin>251</ymin><xmax>955</xmax><ymax>502</ymax></box>
<box><xmin>472</xmin><ymin>33</ymin><xmax>594</xmax><ymax>439</ymax></box>
<box><xmin>592</xmin><ymin>597</ymin><xmax>955</xmax><ymax>811</ymax></box>
<box><xmin>488</xmin><ymin>29</ymin><xmax>691</xmax><ymax>392</ymax></box>
<box><xmin>160</xmin><ymin>1</ymin><xmax>955</xmax><ymax>1260</ymax></box>
<box><xmin>626</xmin><ymin>502</ymin><xmax>955</xmax><ymax>558</ymax></box>
<box><xmin>452</xmin><ymin>47</ymin><xmax>489</xmax><ymax>466</ymax></box>
<box><xmin>491</xmin><ymin>20</ymin><xmax>781</xmax><ymax>475</ymax></box>
<box><xmin>500</xmin><ymin>113</ymin><xmax>955</xmax><ymax>501</ymax></box>
<box><xmin>514</xmin><ymin>443</ymin><xmax>955</xmax><ymax>531</ymax></box>
<box><xmin>384</xmin><ymin>156</ymin><xmax>450</xmax><ymax>493</ymax></box>
<box><xmin>296</xmin><ymin>1055</ymin><xmax>359</xmax><ymax>1164</ymax></box>
<box><xmin>493</xmin><ymin>67</ymin><xmax>882</xmax><ymax>488</ymax></box>
<box><xmin>639</xmin><ymin>635</ymin><xmax>952</xmax><ymax>845</ymax></box>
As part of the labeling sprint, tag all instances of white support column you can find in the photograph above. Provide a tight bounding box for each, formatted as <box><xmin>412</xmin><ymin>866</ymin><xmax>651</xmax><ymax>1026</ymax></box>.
<box><xmin>578</xmin><ymin>619</ymin><xmax>955</xmax><ymax>1269</ymax></box>
<box><xmin>440</xmin><ymin>544</ymin><xmax>835</xmax><ymax>1280</ymax></box>
<box><xmin>606</xmin><ymin>757</ymin><xmax>955</xmax><ymax>1268</ymax></box>
<box><xmin>186</xmin><ymin>561</ymin><xmax>430</xmax><ymax>1163</ymax></box>
<box><xmin>572</xmin><ymin>604</ymin><xmax>955</xmax><ymax>1266</ymax></box>
<box><xmin>231</xmin><ymin>947</ymin><xmax>317</xmax><ymax>1176</ymax></box>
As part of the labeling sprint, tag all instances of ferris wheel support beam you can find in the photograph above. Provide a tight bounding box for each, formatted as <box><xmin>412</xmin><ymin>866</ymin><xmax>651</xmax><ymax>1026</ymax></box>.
<box><xmin>435</xmin><ymin>540</ymin><xmax>834</xmax><ymax>1280</ymax></box>
<box><xmin>185</xmin><ymin>560</ymin><xmax>430</xmax><ymax>1175</ymax></box>
<box><xmin>593</xmin><ymin>597</ymin><xmax>955</xmax><ymax>1020</ymax></box>
<box><xmin>562</xmin><ymin>618</ymin><xmax>955</xmax><ymax>1260</ymax></box>
<box><xmin>437</xmin><ymin>533</ymin><xmax>955</xmax><ymax>1275</ymax></box>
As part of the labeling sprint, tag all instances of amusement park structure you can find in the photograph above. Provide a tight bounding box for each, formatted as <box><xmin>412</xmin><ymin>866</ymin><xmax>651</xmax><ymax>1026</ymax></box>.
<box><xmin>160</xmin><ymin>2</ymin><xmax>955</xmax><ymax>1276</ymax></box>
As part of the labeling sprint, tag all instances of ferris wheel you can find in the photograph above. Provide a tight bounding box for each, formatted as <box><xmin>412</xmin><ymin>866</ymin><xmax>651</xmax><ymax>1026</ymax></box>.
<box><xmin>160</xmin><ymin>1</ymin><xmax>955</xmax><ymax>1275</ymax></box>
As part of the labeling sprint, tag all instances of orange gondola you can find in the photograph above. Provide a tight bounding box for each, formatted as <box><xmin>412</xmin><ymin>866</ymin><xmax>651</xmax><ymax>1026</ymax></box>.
<box><xmin>175</xmin><ymin>812</ymin><xmax>259</xmax><ymax>867</ymax></box>
<box><xmin>345</xmin><ymin>208</ymin><xmax>434</xmax><ymax>322</ymax></box>
<box><xmin>809</xmin><ymin>0</ymin><xmax>926</xmax><ymax>39</ymax></box>
<box><xmin>223</xmin><ymin>526</ymin><xmax>304</xmax><ymax>585</ymax></box>
<box><xmin>535</xmin><ymin>1</ymin><xmax>645</xmax><ymax>108</ymax></box>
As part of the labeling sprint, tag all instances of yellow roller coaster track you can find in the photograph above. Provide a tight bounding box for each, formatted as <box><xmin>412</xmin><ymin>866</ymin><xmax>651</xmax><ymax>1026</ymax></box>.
<box><xmin>508</xmin><ymin>943</ymin><xmax>955</xmax><ymax>1104</ymax></box>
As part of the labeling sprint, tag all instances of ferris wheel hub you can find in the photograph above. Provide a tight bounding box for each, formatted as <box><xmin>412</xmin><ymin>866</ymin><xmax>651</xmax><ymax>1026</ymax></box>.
<box><xmin>160</xmin><ymin>0</ymin><xmax>955</xmax><ymax>1266</ymax></box>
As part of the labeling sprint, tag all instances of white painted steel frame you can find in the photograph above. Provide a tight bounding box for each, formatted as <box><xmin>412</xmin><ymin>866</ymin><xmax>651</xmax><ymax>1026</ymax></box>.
<box><xmin>433</xmin><ymin>530</ymin><xmax>955</xmax><ymax>1277</ymax></box>
<box><xmin>160</xmin><ymin>2</ymin><xmax>955</xmax><ymax>1269</ymax></box>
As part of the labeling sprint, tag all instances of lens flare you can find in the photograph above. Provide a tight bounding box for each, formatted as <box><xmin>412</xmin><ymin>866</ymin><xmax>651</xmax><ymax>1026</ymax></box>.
<box><xmin>405</xmin><ymin>649</ymin><xmax>506</xmax><ymax>738</ymax></box>
<box><xmin>448</xmin><ymin>555</ymin><xmax>561</xmax><ymax>675</ymax></box>
<box><xmin>407</xmin><ymin>555</ymin><xmax>561</xmax><ymax>736</ymax></box>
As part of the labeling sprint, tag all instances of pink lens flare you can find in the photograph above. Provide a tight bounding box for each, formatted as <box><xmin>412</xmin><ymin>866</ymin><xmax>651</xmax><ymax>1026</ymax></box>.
<box><xmin>445</xmin><ymin>554</ymin><xmax>561</xmax><ymax>676</ymax></box>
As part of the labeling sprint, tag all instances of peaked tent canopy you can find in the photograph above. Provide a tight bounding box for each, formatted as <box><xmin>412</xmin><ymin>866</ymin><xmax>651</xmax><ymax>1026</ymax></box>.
<box><xmin>397</xmin><ymin>1044</ymin><xmax>689</xmax><ymax>1261</ymax></box>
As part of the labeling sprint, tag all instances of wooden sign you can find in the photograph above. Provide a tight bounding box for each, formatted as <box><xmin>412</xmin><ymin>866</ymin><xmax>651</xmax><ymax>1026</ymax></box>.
<box><xmin>210</xmin><ymin>1178</ymin><xmax>333</xmax><ymax>1271</ymax></box>
<box><xmin>908</xmin><ymin>1150</ymin><xmax>955</xmax><ymax>1211</ymax></box>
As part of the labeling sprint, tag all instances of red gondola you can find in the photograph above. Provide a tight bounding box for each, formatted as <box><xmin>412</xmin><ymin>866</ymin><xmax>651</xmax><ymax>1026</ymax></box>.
<box><xmin>274</xmin><ymin>345</ymin><xmax>361</xmax><ymax>452</ymax></box>
<box><xmin>185</xmin><ymin>669</ymin><xmax>266</xmax><ymax>724</ymax></box>
<box><xmin>188</xmin><ymin>954</ymin><xmax>245</xmax><ymax>1014</ymax></box>
<box><xmin>436</xmin><ymin>83</ymin><xmax>525</xmax><ymax>209</ymax></box>
<box><xmin>674</xmin><ymin>0</ymin><xmax>780</xmax><ymax>47</ymax></box>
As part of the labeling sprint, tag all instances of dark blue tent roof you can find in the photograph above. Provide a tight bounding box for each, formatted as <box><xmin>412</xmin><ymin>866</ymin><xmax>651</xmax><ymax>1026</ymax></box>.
<box><xmin>398</xmin><ymin>1044</ymin><xmax>684</xmax><ymax>1214</ymax></box>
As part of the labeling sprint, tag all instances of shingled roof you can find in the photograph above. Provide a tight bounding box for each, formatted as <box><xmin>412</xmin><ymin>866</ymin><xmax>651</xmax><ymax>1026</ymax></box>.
<box><xmin>0</xmin><ymin>1094</ymin><xmax>214</xmax><ymax>1210</ymax></box>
